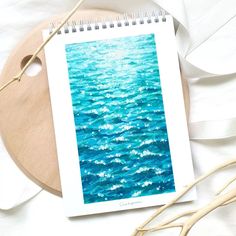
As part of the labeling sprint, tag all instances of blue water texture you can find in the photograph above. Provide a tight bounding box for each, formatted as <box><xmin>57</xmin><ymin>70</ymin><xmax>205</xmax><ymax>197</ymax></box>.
<box><xmin>65</xmin><ymin>34</ymin><xmax>175</xmax><ymax>204</ymax></box>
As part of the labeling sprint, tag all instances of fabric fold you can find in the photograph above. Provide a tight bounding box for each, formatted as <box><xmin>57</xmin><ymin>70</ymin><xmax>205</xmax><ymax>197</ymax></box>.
<box><xmin>0</xmin><ymin>138</ymin><xmax>42</xmax><ymax>210</ymax></box>
<box><xmin>155</xmin><ymin>0</ymin><xmax>236</xmax><ymax>77</ymax></box>
<box><xmin>189</xmin><ymin>118</ymin><xmax>236</xmax><ymax>140</ymax></box>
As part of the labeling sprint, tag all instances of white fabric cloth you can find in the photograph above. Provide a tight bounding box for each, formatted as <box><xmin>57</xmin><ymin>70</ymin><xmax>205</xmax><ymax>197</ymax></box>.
<box><xmin>0</xmin><ymin>138</ymin><xmax>41</xmax><ymax>210</ymax></box>
<box><xmin>1</xmin><ymin>0</ymin><xmax>236</xmax><ymax>235</ymax></box>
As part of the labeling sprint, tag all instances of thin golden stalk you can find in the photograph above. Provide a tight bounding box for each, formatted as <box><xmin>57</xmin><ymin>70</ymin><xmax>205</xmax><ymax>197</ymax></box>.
<box><xmin>141</xmin><ymin>209</ymin><xmax>196</xmax><ymax>233</ymax></box>
<box><xmin>138</xmin><ymin>223</ymin><xmax>183</xmax><ymax>233</ymax></box>
<box><xmin>0</xmin><ymin>78</ymin><xmax>19</xmax><ymax>92</ymax></box>
<box><xmin>224</xmin><ymin>196</ymin><xmax>236</xmax><ymax>205</ymax></box>
<box><xmin>216</xmin><ymin>175</ymin><xmax>236</xmax><ymax>196</ymax></box>
<box><xmin>145</xmin><ymin>196</ymin><xmax>236</xmax><ymax>234</ymax></box>
<box><xmin>0</xmin><ymin>0</ymin><xmax>86</xmax><ymax>93</ymax></box>
<box><xmin>133</xmin><ymin>159</ymin><xmax>236</xmax><ymax>236</ymax></box>
<box><xmin>180</xmin><ymin>188</ymin><xmax>236</xmax><ymax>236</ymax></box>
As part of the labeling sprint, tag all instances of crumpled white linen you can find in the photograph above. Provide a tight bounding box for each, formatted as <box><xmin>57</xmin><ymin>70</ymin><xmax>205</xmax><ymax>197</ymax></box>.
<box><xmin>1</xmin><ymin>0</ymin><xmax>236</xmax><ymax>235</ymax></box>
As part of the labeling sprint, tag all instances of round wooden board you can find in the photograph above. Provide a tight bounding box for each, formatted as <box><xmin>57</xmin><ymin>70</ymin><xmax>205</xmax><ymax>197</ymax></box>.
<box><xmin>0</xmin><ymin>9</ymin><xmax>189</xmax><ymax>196</ymax></box>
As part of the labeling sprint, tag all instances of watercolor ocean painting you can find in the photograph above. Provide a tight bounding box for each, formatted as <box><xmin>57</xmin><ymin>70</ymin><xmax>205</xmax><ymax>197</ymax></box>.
<box><xmin>65</xmin><ymin>34</ymin><xmax>175</xmax><ymax>204</ymax></box>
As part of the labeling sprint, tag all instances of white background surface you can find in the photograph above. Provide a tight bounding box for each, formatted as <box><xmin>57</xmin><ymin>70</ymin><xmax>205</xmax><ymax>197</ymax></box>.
<box><xmin>1</xmin><ymin>0</ymin><xmax>236</xmax><ymax>235</ymax></box>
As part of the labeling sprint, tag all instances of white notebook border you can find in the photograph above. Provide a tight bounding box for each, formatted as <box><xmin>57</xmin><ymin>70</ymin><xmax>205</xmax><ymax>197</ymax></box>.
<box><xmin>44</xmin><ymin>15</ymin><xmax>196</xmax><ymax>217</ymax></box>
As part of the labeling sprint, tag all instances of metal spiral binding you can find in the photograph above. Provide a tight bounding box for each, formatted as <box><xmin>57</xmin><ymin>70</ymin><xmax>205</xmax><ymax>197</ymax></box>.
<box><xmin>49</xmin><ymin>10</ymin><xmax>167</xmax><ymax>35</ymax></box>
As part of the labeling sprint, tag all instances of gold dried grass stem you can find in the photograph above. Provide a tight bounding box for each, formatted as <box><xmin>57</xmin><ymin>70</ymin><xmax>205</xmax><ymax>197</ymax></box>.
<box><xmin>0</xmin><ymin>0</ymin><xmax>86</xmax><ymax>93</ymax></box>
<box><xmin>142</xmin><ymin>194</ymin><xmax>236</xmax><ymax>234</ymax></box>
<box><xmin>146</xmin><ymin>209</ymin><xmax>196</xmax><ymax>232</ymax></box>
<box><xmin>224</xmin><ymin>196</ymin><xmax>236</xmax><ymax>205</ymax></box>
<box><xmin>149</xmin><ymin>223</ymin><xmax>183</xmax><ymax>232</ymax></box>
<box><xmin>133</xmin><ymin>159</ymin><xmax>236</xmax><ymax>236</ymax></box>
<box><xmin>179</xmin><ymin>187</ymin><xmax>236</xmax><ymax>236</ymax></box>
<box><xmin>216</xmin><ymin>175</ymin><xmax>236</xmax><ymax>196</ymax></box>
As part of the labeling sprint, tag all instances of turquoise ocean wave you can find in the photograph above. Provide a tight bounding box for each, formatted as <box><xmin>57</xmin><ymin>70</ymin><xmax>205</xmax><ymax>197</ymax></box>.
<box><xmin>65</xmin><ymin>34</ymin><xmax>175</xmax><ymax>204</ymax></box>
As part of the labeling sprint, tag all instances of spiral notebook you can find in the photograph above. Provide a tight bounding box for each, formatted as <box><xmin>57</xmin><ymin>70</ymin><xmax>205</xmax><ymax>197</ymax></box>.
<box><xmin>43</xmin><ymin>12</ymin><xmax>196</xmax><ymax>217</ymax></box>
